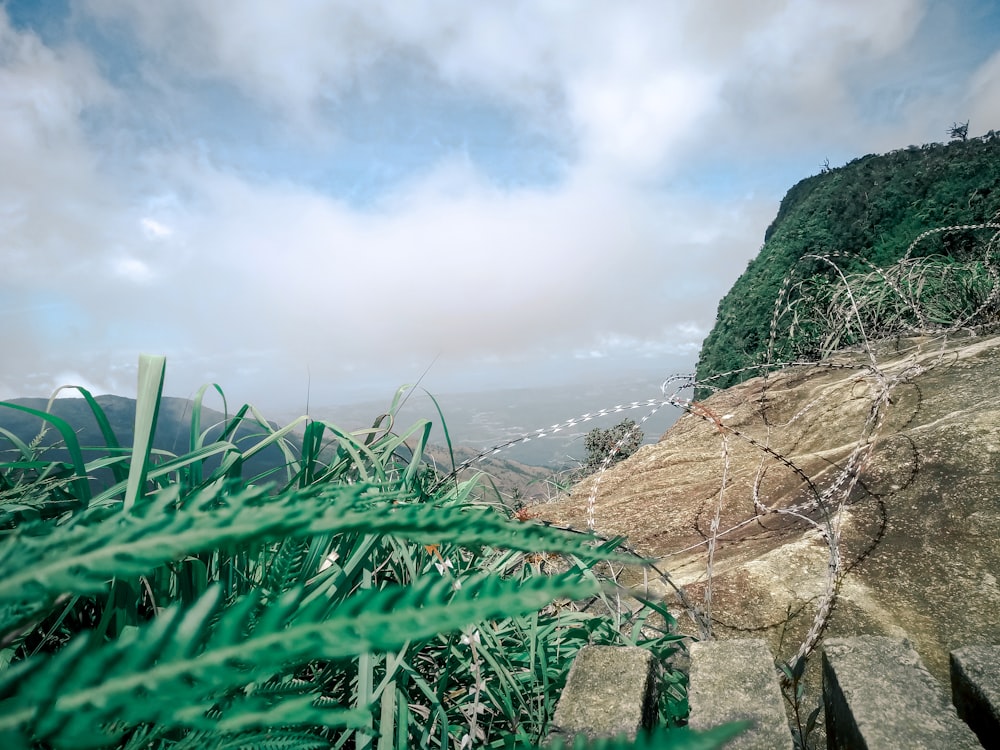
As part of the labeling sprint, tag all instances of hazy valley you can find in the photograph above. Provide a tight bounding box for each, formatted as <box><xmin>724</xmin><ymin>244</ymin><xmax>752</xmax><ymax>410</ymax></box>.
<box><xmin>283</xmin><ymin>373</ymin><xmax>688</xmax><ymax>469</ymax></box>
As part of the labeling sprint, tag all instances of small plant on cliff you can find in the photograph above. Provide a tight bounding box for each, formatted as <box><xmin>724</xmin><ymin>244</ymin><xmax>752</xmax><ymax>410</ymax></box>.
<box><xmin>582</xmin><ymin>418</ymin><xmax>643</xmax><ymax>477</ymax></box>
<box><xmin>778</xmin><ymin>657</ymin><xmax>822</xmax><ymax>749</ymax></box>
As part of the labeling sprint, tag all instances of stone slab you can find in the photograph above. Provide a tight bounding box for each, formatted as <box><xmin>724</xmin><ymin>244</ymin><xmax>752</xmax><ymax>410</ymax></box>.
<box><xmin>549</xmin><ymin>645</ymin><xmax>657</xmax><ymax>741</ymax></box>
<box><xmin>688</xmin><ymin>638</ymin><xmax>793</xmax><ymax>750</ymax></box>
<box><xmin>951</xmin><ymin>644</ymin><xmax>1000</xmax><ymax>749</ymax></box>
<box><xmin>822</xmin><ymin>636</ymin><xmax>980</xmax><ymax>749</ymax></box>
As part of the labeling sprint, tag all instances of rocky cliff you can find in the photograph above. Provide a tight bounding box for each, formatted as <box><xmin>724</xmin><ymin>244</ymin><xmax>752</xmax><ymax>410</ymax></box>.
<box><xmin>538</xmin><ymin>330</ymin><xmax>1000</xmax><ymax>683</ymax></box>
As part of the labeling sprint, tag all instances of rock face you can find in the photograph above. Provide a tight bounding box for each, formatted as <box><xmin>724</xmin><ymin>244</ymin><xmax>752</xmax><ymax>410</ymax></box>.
<box><xmin>538</xmin><ymin>331</ymin><xmax>1000</xmax><ymax>683</ymax></box>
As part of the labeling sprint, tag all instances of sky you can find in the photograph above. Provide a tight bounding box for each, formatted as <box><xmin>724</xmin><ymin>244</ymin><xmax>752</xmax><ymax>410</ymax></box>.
<box><xmin>3</xmin><ymin>0</ymin><xmax>1000</xmax><ymax>417</ymax></box>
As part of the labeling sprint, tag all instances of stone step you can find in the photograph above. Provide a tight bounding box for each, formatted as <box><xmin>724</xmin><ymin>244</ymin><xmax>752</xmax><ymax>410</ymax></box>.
<box><xmin>822</xmin><ymin>636</ymin><xmax>981</xmax><ymax>749</ymax></box>
<box><xmin>548</xmin><ymin>644</ymin><xmax>658</xmax><ymax>742</ymax></box>
<box><xmin>951</xmin><ymin>645</ymin><xmax>1000</xmax><ymax>749</ymax></box>
<box><xmin>549</xmin><ymin>638</ymin><xmax>1000</xmax><ymax>748</ymax></box>
<box><xmin>688</xmin><ymin>638</ymin><xmax>793</xmax><ymax>750</ymax></box>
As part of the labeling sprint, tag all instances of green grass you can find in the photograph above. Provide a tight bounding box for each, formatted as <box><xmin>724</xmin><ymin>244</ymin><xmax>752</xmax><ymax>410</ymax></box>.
<box><xmin>0</xmin><ymin>355</ymin><xmax>741</xmax><ymax>749</ymax></box>
<box><xmin>770</xmin><ymin>239</ymin><xmax>1000</xmax><ymax>365</ymax></box>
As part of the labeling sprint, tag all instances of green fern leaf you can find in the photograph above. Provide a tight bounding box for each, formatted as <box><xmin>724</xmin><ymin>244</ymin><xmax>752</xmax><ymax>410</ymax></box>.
<box><xmin>0</xmin><ymin>482</ymin><xmax>619</xmax><ymax>636</ymax></box>
<box><xmin>0</xmin><ymin>573</ymin><xmax>598</xmax><ymax>747</ymax></box>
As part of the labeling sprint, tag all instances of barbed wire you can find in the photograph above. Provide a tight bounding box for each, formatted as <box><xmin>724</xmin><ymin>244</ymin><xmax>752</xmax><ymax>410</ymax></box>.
<box><xmin>433</xmin><ymin>221</ymin><xmax>1000</xmax><ymax>674</ymax></box>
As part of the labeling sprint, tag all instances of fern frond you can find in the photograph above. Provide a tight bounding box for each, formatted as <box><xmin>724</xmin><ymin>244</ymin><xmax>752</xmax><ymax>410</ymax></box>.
<box><xmin>209</xmin><ymin>729</ymin><xmax>333</xmax><ymax>750</ymax></box>
<box><xmin>261</xmin><ymin>537</ymin><xmax>312</xmax><ymax>595</ymax></box>
<box><xmin>0</xmin><ymin>481</ymin><xmax>618</xmax><ymax>636</ymax></box>
<box><xmin>0</xmin><ymin>573</ymin><xmax>598</xmax><ymax>747</ymax></box>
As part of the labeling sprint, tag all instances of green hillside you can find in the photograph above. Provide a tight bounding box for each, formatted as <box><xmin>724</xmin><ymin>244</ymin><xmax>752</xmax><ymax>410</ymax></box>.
<box><xmin>0</xmin><ymin>395</ymin><xmax>291</xmax><ymax>492</ymax></box>
<box><xmin>0</xmin><ymin>394</ymin><xmax>556</xmax><ymax>504</ymax></box>
<box><xmin>696</xmin><ymin>131</ymin><xmax>1000</xmax><ymax>391</ymax></box>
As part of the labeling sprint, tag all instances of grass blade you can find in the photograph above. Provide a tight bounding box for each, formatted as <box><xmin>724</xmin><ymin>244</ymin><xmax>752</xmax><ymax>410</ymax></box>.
<box><xmin>123</xmin><ymin>354</ymin><xmax>166</xmax><ymax>511</ymax></box>
<box><xmin>0</xmin><ymin>403</ymin><xmax>90</xmax><ymax>507</ymax></box>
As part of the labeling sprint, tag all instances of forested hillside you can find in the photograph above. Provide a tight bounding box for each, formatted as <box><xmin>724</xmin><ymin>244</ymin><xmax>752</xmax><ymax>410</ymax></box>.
<box><xmin>696</xmin><ymin>132</ymin><xmax>1000</xmax><ymax>390</ymax></box>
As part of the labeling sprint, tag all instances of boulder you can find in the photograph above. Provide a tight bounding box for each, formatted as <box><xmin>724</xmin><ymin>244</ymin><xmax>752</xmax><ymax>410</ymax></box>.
<box><xmin>539</xmin><ymin>331</ymin><xmax>1000</xmax><ymax>685</ymax></box>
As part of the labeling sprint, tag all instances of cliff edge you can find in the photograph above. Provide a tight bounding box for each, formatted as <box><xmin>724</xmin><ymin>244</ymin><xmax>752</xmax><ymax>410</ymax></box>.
<box><xmin>539</xmin><ymin>330</ymin><xmax>1000</xmax><ymax>683</ymax></box>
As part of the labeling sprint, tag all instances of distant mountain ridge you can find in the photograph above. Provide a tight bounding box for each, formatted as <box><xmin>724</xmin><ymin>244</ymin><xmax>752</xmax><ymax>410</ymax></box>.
<box><xmin>3</xmin><ymin>394</ymin><xmax>230</xmax><ymax>452</ymax></box>
<box><xmin>0</xmin><ymin>394</ymin><xmax>290</xmax><ymax>490</ymax></box>
<box><xmin>0</xmin><ymin>394</ymin><xmax>557</xmax><ymax>502</ymax></box>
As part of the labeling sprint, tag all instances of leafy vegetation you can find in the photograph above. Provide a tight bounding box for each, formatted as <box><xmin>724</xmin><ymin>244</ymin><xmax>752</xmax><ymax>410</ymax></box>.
<box><xmin>0</xmin><ymin>355</ymin><xmax>743</xmax><ymax>749</ymax></box>
<box><xmin>697</xmin><ymin>131</ymin><xmax>1000</xmax><ymax>391</ymax></box>
<box><xmin>768</xmin><ymin>241</ymin><xmax>1000</xmax><ymax>364</ymax></box>
<box><xmin>581</xmin><ymin>419</ymin><xmax>643</xmax><ymax>477</ymax></box>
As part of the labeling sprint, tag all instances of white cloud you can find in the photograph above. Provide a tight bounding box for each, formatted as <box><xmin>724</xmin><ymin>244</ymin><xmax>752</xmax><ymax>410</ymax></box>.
<box><xmin>0</xmin><ymin>10</ymin><xmax>121</xmax><ymax>284</ymax></box>
<box><xmin>705</xmin><ymin>0</ymin><xmax>928</xmax><ymax>152</ymax></box>
<box><xmin>112</xmin><ymin>256</ymin><xmax>155</xmax><ymax>284</ymax></box>
<box><xmin>3</xmin><ymin>0</ymin><xmax>995</xmax><ymax>413</ymax></box>
<box><xmin>0</xmin><ymin>14</ymin><xmax>110</xmax><ymax>148</ymax></box>
<box><xmin>141</xmin><ymin>217</ymin><xmax>173</xmax><ymax>239</ymax></box>
<box><xmin>47</xmin><ymin>142</ymin><xmax>767</xmax><ymax>405</ymax></box>
<box><xmin>569</xmin><ymin>67</ymin><xmax>719</xmax><ymax>177</ymax></box>
<box><xmin>49</xmin><ymin>373</ymin><xmax>111</xmax><ymax>398</ymax></box>
<box><xmin>76</xmin><ymin>0</ymin><xmax>938</xmax><ymax>175</ymax></box>
<box><xmin>968</xmin><ymin>49</ymin><xmax>1000</xmax><ymax>132</ymax></box>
